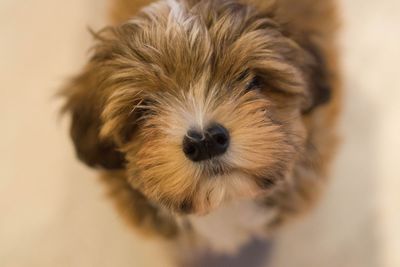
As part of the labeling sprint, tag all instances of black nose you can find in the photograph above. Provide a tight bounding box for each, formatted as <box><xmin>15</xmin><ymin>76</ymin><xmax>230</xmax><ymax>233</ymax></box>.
<box><xmin>183</xmin><ymin>124</ymin><xmax>230</xmax><ymax>162</ymax></box>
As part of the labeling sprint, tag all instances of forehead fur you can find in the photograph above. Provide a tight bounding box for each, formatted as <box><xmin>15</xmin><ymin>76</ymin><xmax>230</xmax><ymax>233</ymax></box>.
<box><xmin>95</xmin><ymin>0</ymin><xmax>306</xmax><ymax>140</ymax></box>
<box><xmin>93</xmin><ymin>0</ymin><xmax>304</xmax><ymax>89</ymax></box>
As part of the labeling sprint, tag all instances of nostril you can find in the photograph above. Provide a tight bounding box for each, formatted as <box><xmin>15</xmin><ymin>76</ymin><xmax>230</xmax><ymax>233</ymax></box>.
<box><xmin>182</xmin><ymin>130</ymin><xmax>203</xmax><ymax>162</ymax></box>
<box><xmin>214</xmin><ymin>133</ymin><xmax>228</xmax><ymax>146</ymax></box>
<box><xmin>183</xmin><ymin>141</ymin><xmax>197</xmax><ymax>157</ymax></box>
<box><xmin>208</xmin><ymin>124</ymin><xmax>229</xmax><ymax>142</ymax></box>
<box><xmin>207</xmin><ymin>123</ymin><xmax>230</xmax><ymax>152</ymax></box>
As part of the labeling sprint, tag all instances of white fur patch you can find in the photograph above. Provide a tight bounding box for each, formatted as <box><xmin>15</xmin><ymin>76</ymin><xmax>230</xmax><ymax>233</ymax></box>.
<box><xmin>186</xmin><ymin>198</ymin><xmax>276</xmax><ymax>254</ymax></box>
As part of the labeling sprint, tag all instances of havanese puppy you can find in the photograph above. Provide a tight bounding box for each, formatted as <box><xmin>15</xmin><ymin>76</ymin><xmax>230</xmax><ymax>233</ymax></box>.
<box><xmin>62</xmin><ymin>0</ymin><xmax>340</xmax><ymax>262</ymax></box>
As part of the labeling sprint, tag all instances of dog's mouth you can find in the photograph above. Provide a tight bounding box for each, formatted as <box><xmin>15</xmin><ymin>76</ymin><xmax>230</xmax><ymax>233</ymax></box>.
<box><xmin>201</xmin><ymin>159</ymin><xmax>231</xmax><ymax>177</ymax></box>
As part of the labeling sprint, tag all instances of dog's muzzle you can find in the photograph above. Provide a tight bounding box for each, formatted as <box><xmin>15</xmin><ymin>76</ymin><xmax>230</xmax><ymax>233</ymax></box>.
<box><xmin>182</xmin><ymin>123</ymin><xmax>230</xmax><ymax>162</ymax></box>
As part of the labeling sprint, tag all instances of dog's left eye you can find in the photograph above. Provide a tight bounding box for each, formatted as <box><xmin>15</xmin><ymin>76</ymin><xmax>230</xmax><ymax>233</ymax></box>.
<box><xmin>245</xmin><ymin>76</ymin><xmax>262</xmax><ymax>91</ymax></box>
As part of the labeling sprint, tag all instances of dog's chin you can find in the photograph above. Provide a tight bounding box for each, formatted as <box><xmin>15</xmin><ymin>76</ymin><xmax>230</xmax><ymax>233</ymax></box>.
<box><xmin>190</xmin><ymin>170</ymin><xmax>268</xmax><ymax>216</ymax></box>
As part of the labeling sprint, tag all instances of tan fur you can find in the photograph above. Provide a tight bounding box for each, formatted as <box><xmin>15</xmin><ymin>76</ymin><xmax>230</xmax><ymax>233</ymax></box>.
<box><xmin>62</xmin><ymin>0</ymin><xmax>340</xmax><ymax>255</ymax></box>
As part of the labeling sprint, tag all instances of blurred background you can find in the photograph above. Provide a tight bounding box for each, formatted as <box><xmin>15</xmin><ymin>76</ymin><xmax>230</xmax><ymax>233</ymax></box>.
<box><xmin>0</xmin><ymin>0</ymin><xmax>399</xmax><ymax>266</ymax></box>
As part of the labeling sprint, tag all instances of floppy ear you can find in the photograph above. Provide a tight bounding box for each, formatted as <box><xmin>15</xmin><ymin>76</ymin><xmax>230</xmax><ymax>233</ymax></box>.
<box><xmin>302</xmin><ymin>41</ymin><xmax>332</xmax><ymax>114</ymax></box>
<box><xmin>62</xmin><ymin>65</ymin><xmax>126</xmax><ymax>170</ymax></box>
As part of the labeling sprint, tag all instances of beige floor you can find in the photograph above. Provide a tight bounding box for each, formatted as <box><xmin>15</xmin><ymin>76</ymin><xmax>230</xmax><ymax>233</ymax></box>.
<box><xmin>0</xmin><ymin>0</ymin><xmax>399</xmax><ymax>266</ymax></box>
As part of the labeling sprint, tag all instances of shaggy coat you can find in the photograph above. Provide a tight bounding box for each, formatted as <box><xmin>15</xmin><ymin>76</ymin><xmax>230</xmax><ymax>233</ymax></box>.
<box><xmin>62</xmin><ymin>0</ymin><xmax>340</xmax><ymax>255</ymax></box>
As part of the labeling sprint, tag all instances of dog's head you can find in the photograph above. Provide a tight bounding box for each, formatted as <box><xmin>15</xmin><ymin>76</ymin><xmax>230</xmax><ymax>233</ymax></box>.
<box><xmin>63</xmin><ymin>0</ymin><xmax>330</xmax><ymax>215</ymax></box>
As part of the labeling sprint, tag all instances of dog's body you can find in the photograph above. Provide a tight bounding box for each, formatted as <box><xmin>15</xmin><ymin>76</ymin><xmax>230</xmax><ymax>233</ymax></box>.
<box><xmin>63</xmin><ymin>0</ymin><xmax>340</xmax><ymax>260</ymax></box>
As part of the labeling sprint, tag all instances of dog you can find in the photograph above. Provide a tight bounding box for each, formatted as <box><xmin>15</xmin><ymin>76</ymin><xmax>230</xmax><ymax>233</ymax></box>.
<box><xmin>62</xmin><ymin>0</ymin><xmax>340</xmax><ymax>260</ymax></box>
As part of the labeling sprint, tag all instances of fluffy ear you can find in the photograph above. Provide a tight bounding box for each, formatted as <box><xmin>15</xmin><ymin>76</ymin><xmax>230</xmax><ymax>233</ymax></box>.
<box><xmin>302</xmin><ymin>41</ymin><xmax>332</xmax><ymax>114</ymax></box>
<box><xmin>62</xmin><ymin>65</ymin><xmax>126</xmax><ymax>170</ymax></box>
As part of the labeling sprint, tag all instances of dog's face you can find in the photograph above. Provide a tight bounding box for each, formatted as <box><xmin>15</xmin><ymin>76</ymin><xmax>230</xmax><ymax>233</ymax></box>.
<box><xmin>64</xmin><ymin>0</ymin><xmax>319</xmax><ymax>215</ymax></box>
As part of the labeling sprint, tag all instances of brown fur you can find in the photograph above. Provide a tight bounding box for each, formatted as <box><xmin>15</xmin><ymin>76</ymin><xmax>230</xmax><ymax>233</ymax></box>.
<box><xmin>62</xmin><ymin>0</ymin><xmax>340</xmax><ymax>245</ymax></box>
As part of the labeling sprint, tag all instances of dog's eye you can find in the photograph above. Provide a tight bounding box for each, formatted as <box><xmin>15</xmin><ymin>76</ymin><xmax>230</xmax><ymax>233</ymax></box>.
<box><xmin>245</xmin><ymin>76</ymin><xmax>262</xmax><ymax>91</ymax></box>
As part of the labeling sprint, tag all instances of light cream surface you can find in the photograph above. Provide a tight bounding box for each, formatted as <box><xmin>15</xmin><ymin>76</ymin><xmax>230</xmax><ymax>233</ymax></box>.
<box><xmin>0</xmin><ymin>0</ymin><xmax>399</xmax><ymax>266</ymax></box>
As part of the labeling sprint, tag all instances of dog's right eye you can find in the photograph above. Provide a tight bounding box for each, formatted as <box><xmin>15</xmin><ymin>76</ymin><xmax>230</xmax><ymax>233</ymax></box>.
<box><xmin>237</xmin><ymin>70</ymin><xmax>262</xmax><ymax>92</ymax></box>
<box><xmin>245</xmin><ymin>76</ymin><xmax>262</xmax><ymax>91</ymax></box>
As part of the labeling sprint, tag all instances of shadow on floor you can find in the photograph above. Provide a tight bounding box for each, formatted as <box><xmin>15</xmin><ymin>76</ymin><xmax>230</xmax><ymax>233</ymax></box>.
<box><xmin>188</xmin><ymin>239</ymin><xmax>272</xmax><ymax>267</ymax></box>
